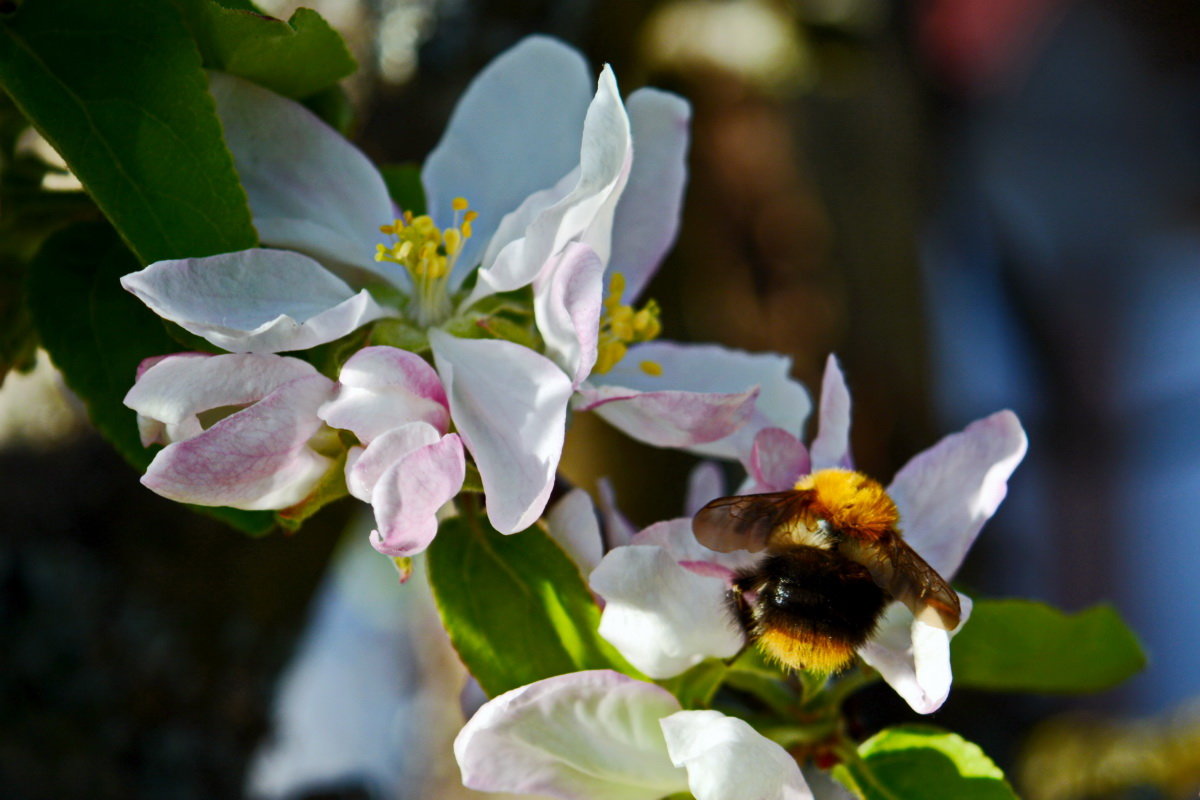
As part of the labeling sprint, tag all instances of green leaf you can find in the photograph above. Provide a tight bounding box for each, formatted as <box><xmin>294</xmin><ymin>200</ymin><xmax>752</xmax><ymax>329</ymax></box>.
<box><xmin>657</xmin><ymin>659</ymin><xmax>727</xmax><ymax>710</ymax></box>
<box><xmin>427</xmin><ymin>511</ymin><xmax>641</xmax><ymax>697</ymax></box>
<box><xmin>379</xmin><ymin>163</ymin><xmax>427</xmax><ymax>216</ymax></box>
<box><xmin>179</xmin><ymin>2</ymin><xmax>356</xmax><ymax>99</ymax></box>
<box><xmin>951</xmin><ymin>599</ymin><xmax>1146</xmax><ymax>694</ymax></box>
<box><xmin>27</xmin><ymin>221</ymin><xmax>273</xmax><ymax>535</ymax></box>
<box><xmin>833</xmin><ymin>726</ymin><xmax>1019</xmax><ymax>800</ymax></box>
<box><xmin>0</xmin><ymin>0</ymin><xmax>258</xmax><ymax>264</ymax></box>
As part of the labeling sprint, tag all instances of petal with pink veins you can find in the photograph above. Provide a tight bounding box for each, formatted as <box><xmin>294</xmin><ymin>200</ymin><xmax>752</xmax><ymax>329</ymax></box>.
<box><xmin>140</xmin><ymin>373</ymin><xmax>336</xmax><ymax>510</ymax></box>
<box><xmin>344</xmin><ymin>422</ymin><xmax>442</xmax><ymax>502</ymax></box>
<box><xmin>887</xmin><ymin>410</ymin><xmax>1027</xmax><ymax>578</ymax></box>
<box><xmin>748</xmin><ymin>427</ymin><xmax>810</xmax><ymax>492</ymax></box>
<box><xmin>122</xmin><ymin>249</ymin><xmax>390</xmax><ymax>354</ymax></box>
<box><xmin>859</xmin><ymin>593</ymin><xmax>974</xmax><ymax>715</ymax></box>
<box><xmin>534</xmin><ymin>242</ymin><xmax>605</xmax><ymax>387</ymax></box>
<box><xmin>660</xmin><ymin>710</ymin><xmax>813</xmax><ymax>800</ymax></box>
<box><xmin>208</xmin><ymin>72</ymin><xmax>398</xmax><ymax>282</ymax></box>
<box><xmin>319</xmin><ymin>346</ymin><xmax>450</xmax><ymax>443</ymax></box>
<box><xmin>454</xmin><ymin>670</ymin><xmax>688</xmax><ymax>800</ymax></box>
<box><xmin>590</xmin><ymin>545</ymin><xmax>744</xmax><ymax>678</ymax></box>
<box><xmin>808</xmin><ymin>354</ymin><xmax>853</xmax><ymax>471</ymax></box>
<box><xmin>368</xmin><ymin>433</ymin><xmax>465</xmax><ymax>557</ymax></box>
<box><xmin>631</xmin><ymin>518</ymin><xmax>760</xmax><ymax>574</ymax></box>
<box><xmin>423</xmin><ymin>37</ymin><xmax>593</xmax><ymax>286</ymax></box>
<box><xmin>428</xmin><ymin>330</ymin><xmax>573</xmax><ymax>534</ymax></box>
<box><xmin>608</xmin><ymin>89</ymin><xmax>691</xmax><ymax>303</ymax></box>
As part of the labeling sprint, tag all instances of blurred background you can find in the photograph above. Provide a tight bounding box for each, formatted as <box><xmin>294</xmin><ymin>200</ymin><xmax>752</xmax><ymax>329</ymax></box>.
<box><xmin>3</xmin><ymin>0</ymin><xmax>1200</xmax><ymax>797</ymax></box>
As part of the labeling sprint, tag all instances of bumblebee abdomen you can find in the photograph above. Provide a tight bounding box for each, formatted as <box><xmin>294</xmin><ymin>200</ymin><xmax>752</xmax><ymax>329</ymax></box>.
<box><xmin>736</xmin><ymin>547</ymin><xmax>889</xmax><ymax>674</ymax></box>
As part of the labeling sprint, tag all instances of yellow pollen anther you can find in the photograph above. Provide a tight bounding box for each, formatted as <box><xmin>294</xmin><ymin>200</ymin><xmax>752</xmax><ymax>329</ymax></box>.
<box><xmin>452</xmin><ymin>197</ymin><xmax>470</xmax><ymax>211</ymax></box>
<box><xmin>592</xmin><ymin>273</ymin><xmax>663</xmax><ymax>374</ymax></box>
<box><xmin>443</xmin><ymin>228</ymin><xmax>463</xmax><ymax>255</ymax></box>
<box><xmin>464</xmin><ymin>210</ymin><xmax>479</xmax><ymax>223</ymax></box>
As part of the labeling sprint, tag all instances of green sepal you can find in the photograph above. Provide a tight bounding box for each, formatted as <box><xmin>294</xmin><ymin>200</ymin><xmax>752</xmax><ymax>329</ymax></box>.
<box><xmin>657</xmin><ymin>659</ymin><xmax>728</xmax><ymax>710</ymax></box>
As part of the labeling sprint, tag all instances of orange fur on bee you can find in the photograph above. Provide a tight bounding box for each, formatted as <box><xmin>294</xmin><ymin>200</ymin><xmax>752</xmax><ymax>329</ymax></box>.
<box><xmin>757</xmin><ymin>626</ymin><xmax>859</xmax><ymax>675</ymax></box>
<box><xmin>793</xmin><ymin>469</ymin><xmax>899</xmax><ymax>542</ymax></box>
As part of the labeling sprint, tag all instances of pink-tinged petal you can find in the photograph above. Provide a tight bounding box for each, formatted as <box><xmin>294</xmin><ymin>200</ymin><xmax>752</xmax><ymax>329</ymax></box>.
<box><xmin>546</xmin><ymin>489</ymin><xmax>604</xmax><ymax>574</ymax></box>
<box><xmin>320</xmin><ymin>346</ymin><xmax>450</xmax><ymax>443</ymax></box>
<box><xmin>859</xmin><ymin>593</ymin><xmax>973</xmax><ymax>715</ymax></box>
<box><xmin>578</xmin><ymin>380</ymin><xmax>757</xmax><ymax>452</ymax></box>
<box><xmin>590</xmin><ymin>545</ymin><xmax>744</xmax><ymax>678</ymax></box>
<box><xmin>596</xmin><ymin>477</ymin><xmax>637</xmax><ymax>550</ymax></box>
<box><xmin>141</xmin><ymin>374</ymin><xmax>335</xmax><ymax>510</ymax></box>
<box><xmin>125</xmin><ymin>353</ymin><xmax>321</xmax><ymax>445</ymax></box>
<box><xmin>454</xmin><ymin>670</ymin><xmax>688</xmax><ymax>800</ymax></box>
<box><xmin>533</xmin><ymin>242</ymin><xmax>605</xmax><ymax>388</ymax></box>
<box><xmin>477</xmin><ymin>168</ymin><xmax>577</xmax><ymax>288</ymax></box>
<box><xmin>661</xmin><ymin>710</ymin><xmax>813</xmax><ymax>800</ymax></box>
<box><xmin>466</xmin><ymin>65</ymin><xmax>632</xmax><ymax>304</ymax></box>
<box><xmin>428</xmin><ymin>330</ymin><xmax>572</xmax><ymax>533</ymax></box>
<box><xmin>809</xmin><ymin>354</ymin><xmax>853</xmax><ymax>470</ymax></box>
<box><xmin>369</xmin><ymin>433</ymin><xmax>466</xmax><ymax>557</ymax></box>
<box><xmin>888</xmin><ymin>410</ymin><xmax>1027</xmax><ymax>578</ymax></box>
<box><xmin>609</xmin><ymin>89</ymin><xmax>691</xmax><ymax>302</ymax></box>
<box><xmin>631</xmin><ymin>518</ymin><xmax>761</xmax><ymax>574</ymax></box>
<box><xmin>684</xmin><ymin>461</ymin><xmax>725</xmax><ymax>517</ymax></box>
<box><xmin>423</xmin><ymin>37</ymin><xmax>593</xmax><ymax>285</ymax></box>
<box><xmin>748</xmin><ymin>427</ymin><xmax>810</xmax><ymax>492</ymax></box>
<box><xmin>208</xmin><ymin>72</ymin><xmax>398</xmax><ymax>281</ymax></box>
<box><xmin>122</xmin><ymin>249</ymin><xmax>390</xmax><ymax>354</ymax></box>
<box><xmin>344</xmin><ymin>422</ymin><xmax>442</xmax><ymax>502</ymax></box>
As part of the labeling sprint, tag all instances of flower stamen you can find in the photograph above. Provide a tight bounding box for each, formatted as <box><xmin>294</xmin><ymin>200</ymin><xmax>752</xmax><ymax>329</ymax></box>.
<box><xmin>375</xmin><ymin>198</ymin><xmax>476</xmax><ymax>327</ymax></box>
<box><xmin>594</xmin><ymin>272</ymin><xmax>663</xmax><ymax>374</ymax></box>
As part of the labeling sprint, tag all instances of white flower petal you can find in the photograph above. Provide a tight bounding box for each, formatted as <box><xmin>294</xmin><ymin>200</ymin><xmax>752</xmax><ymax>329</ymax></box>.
<box><xmin>858</xmin><ymin>594</ymin><xmax>974</xmax><ymax>715</ymax></box>
<box><xmin>748</xmin><ymin>427</ymin><xmax>810</xmax><ymax>492</ymax></box>
<box><xmin>423</xmin><ymin>36</ymin><xmax>593</xmax><ymax>285</ymax></box>
<box><xmin>546</xmin><ymin>488</ymin><xmax>604</xmax><ymax>575</ymax></box>
<box><xmin>590</xmin><ymin>545</ymin><xmax>744</xmax><ymax>678</ymax></box>
<box><xmin>345</xmin><ymin>421</ymin><xmax>442</xmax><ymax>502</ymax></box>
<box><xmin>122</xmin><ymin>249</ymin><xmax>390</xmax><ymax>354</ymax></box>
<box><xmin>684</xmin><ymin>461</ymin><xmax>725</xmax><ymax>517</ymax></box>
<box><xmin>369</xmin><ymin>433</ymin><xmax>466</xmax><ymax>557</ymax></box>
<box><xmin>808</xmin><ymin>354</ymin><xmax>853</xmax><ymax>471</ymax></box>
<box><xmin>319</xmin><ymin>346</ymin><xmax>450</xmax><ymax>442</ymax></box>
<box><xmin>477</xmin><ymin>168</ymin><xmax>577</xmax><ymax>288</ymax></box>
<box><xmin>140</xmin><ymin>373</ymin><xmax>335</xmax><ymax>510</ymax></box>
<box><xmin>582</xmin><ymin>341</ymin><xmax>808</xmax><ymax>457</ymax></box>
<box><xmin>428</xmin><ymin>330</ymin><xmax>572</xmax><ymax>533</ymax></box>
<box><xmin>887</xmin><ymin>410</ymin><xmax>1027</xmax><ymax>578</ymax></box>
<box><xmin>609</xmin><ymin>88</ymin><xmax>691</xmax><ymax>302</ymax></box>
<box><xmin>454</xmin><ymin>670</ymin><xmax>688</xmax><ymax>800</ymax></box>
<box><xmin>208</xmin><ymin>71</ymin><xmax>397</xmax><ymax>280</ymax></box>
<box><xmin>596</xmin><ymin>477</ymin><xmax>637</xmax><ymax>550</ymax></box>
<box><xmin>534</xmin><ymin>242</ymin><xmax>605</xmax><ymax>387</ymax></box>
<box><xmin>631</xmin><ymin>518</ymin><xmax>760</xmax><ymax>573</ymax></box>
<box><xmin>661</xmin><ymin>710</ymin><xmax>813</xmax><ymax>800</ymax></box>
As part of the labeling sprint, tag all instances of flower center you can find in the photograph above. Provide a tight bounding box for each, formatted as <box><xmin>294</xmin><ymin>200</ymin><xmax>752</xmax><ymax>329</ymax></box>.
<box><xmin>375</xmin><ymin>197</ymin><xmax>477</xmax><ymax>327</ymax></box>
<box><xmin>593</xmin><ymin>272</ymin><xmax>663</xmax><ymax>375</ymax></box>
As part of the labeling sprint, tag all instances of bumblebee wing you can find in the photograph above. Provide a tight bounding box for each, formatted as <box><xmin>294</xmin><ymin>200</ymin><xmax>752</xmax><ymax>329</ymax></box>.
<box><xmin>692</xmin><ymin>491</ymin><xmax>811</xmax><ymax>553</ymax></box>
<box><xmin>842</xmin><ymin>535</ymin><xmax>962</xmax><ymax>630</ymax></box>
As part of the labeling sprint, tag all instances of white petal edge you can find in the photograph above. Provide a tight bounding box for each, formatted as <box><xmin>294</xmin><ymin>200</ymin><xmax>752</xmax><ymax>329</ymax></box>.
<box><xmin>808</xmin><ymin>354</ymin><xmax>853</xmax><ymax>471</ymax></box>
<box><xmin>122</xmin><ymin>249</ymin><xmax>390</xmax><ymax>354</ymax></box>
<box><xmin>684</xmin><ymin>461</ymin><xmax>725</xmax><ymax>517</ymax></box>
<box><xmin>429</xmin><ymin>330</ymin><xmax>572</xmax><ymax>533</ymax></box>
<box><xmin>661</xmin><ymin>710</ymin><xmax>813</xmax><ymax>800</ymax></box>
<box><xmin>546</xmin><ymin>488</ymin><xmax>605</xmax><ymax>575</ymax></box>
<box><xmin>369</xmin><ymin>433</ymin><xmax>466</xmax><ymax>557</ymax></box>
<box><xmin>533</xmin><ymin>241</ymin><xmax>605</xmax><ymax>387</ymax></box>
<box><xmin>423</xmin><ymin>36</ymin><xmax>593</xmax><ymax>286</ymax></box>
<box><xmin>454</xmin><ymin>670</ymin><xmax>688</xmax><ymax>800</ymax></box>
<box><xmin>345</xmin><ymin>421</ymin><xmax>442</xmax><ymax>502</ymax></box>
<box><xmin>208</xmin><ymin>71</ymin><xmax>397</xmax><ymax>280</ymax></box>
<box><xmin>319</xmin><ymin>346</ymin><xmax>450</xmax><ymax>443</ymax></box>
<box><xmin>590</xmin><ymin>545</ymin><xmax>744</xmax><ymax>679</ymax></box>
<box><xmin>888</xmin><ymin>410</ymin><xmax>1028</xmax><ymax>578</ymax></box>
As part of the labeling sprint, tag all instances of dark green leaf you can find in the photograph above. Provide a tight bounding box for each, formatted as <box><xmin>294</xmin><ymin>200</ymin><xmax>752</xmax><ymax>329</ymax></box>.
<box><xmin>657</xmin><ymin>659</ymin><xmax>727</xmax><ymax>710</ymax></box>
<box><xmin>379</xmin><ymin>163</ymin><xmax>427</xmax><ymax>216</ymax></box>
<box><xmin>28</xmin><ymin>221</ymin><xmax>273</xmax><ymax>535</ymax></box>
<box><xmin>179</xmin><ymin>3</ymin><xmax>356</xmax><ymax>99</ymax></box>
<box><xmin>833</xmin><ymin>726</ymin><xmax>1019</xmax><ymax>800</ymax></box>
<box><xmin>0</xmin><ymin>0</ymin><xmax>258</xmax><ymax>264</ymax></box>
<box><xmin>427</xmin><ymin>511</ymin><xmax>640</xmax><ymax>697</ymax></box>
<box><xmin>951</xmin><ymin>599</ymin><xmax>1146</xmax><ymax>694</ymax></box>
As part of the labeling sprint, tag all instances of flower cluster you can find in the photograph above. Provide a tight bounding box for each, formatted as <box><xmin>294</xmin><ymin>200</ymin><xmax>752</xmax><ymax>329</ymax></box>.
<box><xmin>117</xmin><ymin>35</ymin><xmax>1028</xmax><ymax>800</ymax></box>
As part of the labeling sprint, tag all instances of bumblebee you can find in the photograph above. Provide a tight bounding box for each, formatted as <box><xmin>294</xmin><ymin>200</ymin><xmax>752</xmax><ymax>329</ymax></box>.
<box><xmin>692</xmin><ymin>468</ymin><xmax>960</xmax><ymax>674</ymax></box>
